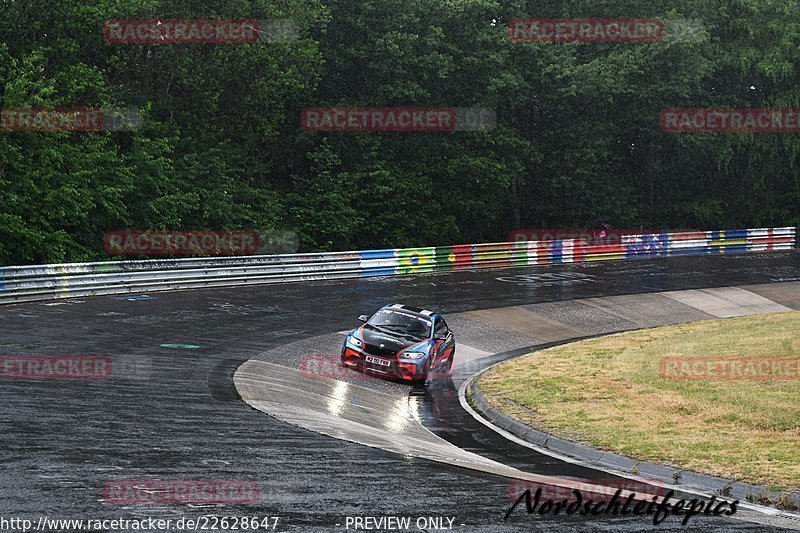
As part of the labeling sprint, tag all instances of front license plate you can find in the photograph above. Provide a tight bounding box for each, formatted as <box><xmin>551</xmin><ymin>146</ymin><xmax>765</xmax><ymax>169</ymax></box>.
<box><xmin>365</xmin><ymin>355</ymin><xmax>391</xmax><ymax>367</ymax></box>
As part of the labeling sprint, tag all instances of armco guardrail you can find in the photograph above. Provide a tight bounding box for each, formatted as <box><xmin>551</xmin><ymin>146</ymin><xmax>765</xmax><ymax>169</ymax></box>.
<box><xmin>0</xmin><ymin>227</ymin><xmax>794</xmax><ymax>305</ymax></box>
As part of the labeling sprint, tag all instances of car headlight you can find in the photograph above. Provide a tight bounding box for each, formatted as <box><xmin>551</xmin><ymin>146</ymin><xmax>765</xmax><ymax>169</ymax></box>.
<box><xmin>401</xmin><ymin>351</ymin><xmax>426</xmax><ymax>360</ymax></box>
<box><xmin>346</xmin><ymin>335</ymin><xmax>363</xmax><ymax>349</ymax></box>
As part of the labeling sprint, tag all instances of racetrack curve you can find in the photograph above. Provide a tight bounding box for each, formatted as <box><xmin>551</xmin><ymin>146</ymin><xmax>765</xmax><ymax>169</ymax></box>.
<box><xmin>2</xmin><ymin>252</ymin><xmax>800</xmax><ymax>531</ymax></box>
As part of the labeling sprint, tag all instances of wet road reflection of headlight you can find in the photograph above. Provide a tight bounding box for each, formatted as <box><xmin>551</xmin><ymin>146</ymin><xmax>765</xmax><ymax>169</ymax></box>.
<box><xmin>384</xmin><ymin>398</ymin><xmax>410</xmax><ymax>433</ymax></box>
<box><xmin>407</xmin><ymin>396</ymin><xmax>423</xmax><ymax>423</ymax></box>
<box><xmin>327</xmin><ymin>380</ymin><xmax>349</xmax><ymax>417</ymax></box>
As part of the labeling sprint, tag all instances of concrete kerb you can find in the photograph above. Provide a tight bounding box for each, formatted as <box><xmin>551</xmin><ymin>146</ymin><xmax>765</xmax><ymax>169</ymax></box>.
<box><xmin>464</xmin><ymin>353</ymin><xmax>800</xmax><ymax>512</ymax></box>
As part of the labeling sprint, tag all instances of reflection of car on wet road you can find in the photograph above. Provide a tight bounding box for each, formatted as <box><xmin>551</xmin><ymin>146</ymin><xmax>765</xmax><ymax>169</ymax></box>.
<box><xmin>341</xmin><ymin>304</ymin><xmax>455</xmax><ymax>385</ymax></box>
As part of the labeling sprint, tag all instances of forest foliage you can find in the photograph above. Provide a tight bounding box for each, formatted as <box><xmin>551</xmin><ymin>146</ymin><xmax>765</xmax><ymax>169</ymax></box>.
<box><xmin>1</xmin><ymin>0</ymin><xmax>799</xmax><ymax>264</ymax></box>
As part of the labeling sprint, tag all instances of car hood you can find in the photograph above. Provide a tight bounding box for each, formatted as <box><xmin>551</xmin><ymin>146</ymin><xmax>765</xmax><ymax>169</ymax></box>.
<box><xmin>359</xmin><ymin>324</ymin><xmax>428</xmax><ymax>354</ymax></box>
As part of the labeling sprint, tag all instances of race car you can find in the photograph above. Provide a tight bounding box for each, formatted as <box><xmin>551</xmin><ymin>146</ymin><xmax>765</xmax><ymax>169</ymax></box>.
<box><xmin>341</xmin><ymin>304</ymin><xmax>455</xmax><ymax>385</ymax></box>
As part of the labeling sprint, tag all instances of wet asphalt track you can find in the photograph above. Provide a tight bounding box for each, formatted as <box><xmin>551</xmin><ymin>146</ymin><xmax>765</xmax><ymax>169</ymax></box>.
<box><xmin>2</xmin><ymin>252</ymin><xmax>800</xmax><ymax>532</ymax></box>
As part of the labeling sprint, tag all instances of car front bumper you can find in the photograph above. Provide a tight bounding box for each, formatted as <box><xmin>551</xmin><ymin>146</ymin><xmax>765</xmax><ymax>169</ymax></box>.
<box><xmin>341</xmin><ymin>346</ymin><xmax>426</xmax><ymax>381</ymax></box>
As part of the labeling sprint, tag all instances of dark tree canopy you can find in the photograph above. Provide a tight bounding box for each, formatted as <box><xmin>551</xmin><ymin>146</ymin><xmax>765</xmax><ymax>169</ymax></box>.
<box><xmin>1</xmin><ymin>0</ymin><xmax>798</xmax><ymax>264</ymax></box>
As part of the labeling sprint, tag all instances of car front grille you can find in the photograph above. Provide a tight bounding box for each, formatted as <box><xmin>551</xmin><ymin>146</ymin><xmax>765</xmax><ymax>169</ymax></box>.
<box><xmin>364</xmin><ymin>344</ymin><xmax>397</xmax><ymax>358</ymax></box>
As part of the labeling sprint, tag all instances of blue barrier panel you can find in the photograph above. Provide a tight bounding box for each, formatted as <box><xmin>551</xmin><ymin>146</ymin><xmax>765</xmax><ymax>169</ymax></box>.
<box><xmin>361</xmin><ymin>268</ymin><xmax>396</xmax><ymax>277</ymax></box>
<box><xmin>550</xmin><ymin>241</ymin><xmax>563</xmax><ymax>264</ymax></box>
<box><xmin>666</xmin><ymin>245</ymin><xmax>713</xmax><ymax>256</ymax></box>
<box><xmin>359</xmin><ymin>249</ymin><xmax>397</xmax><ymax>277</ymax></box>
<box><xmin>654</xmin><ymin>233</ymin><xmax>668</xmax><ymax>256</ymax></box>
<box><xmin>360</xmin><ymin>249</ymin><xmax>394</xmax><ymax>259</ymax></box>
<box><xmin>626</xmin><ymin>234</ymin><xmax>668</xmax><ymax>256</ymax></box>
<box><xmin>724</xmin><ymin>244</ymin><xmax>748</xmax><ymax>254</ymax></box>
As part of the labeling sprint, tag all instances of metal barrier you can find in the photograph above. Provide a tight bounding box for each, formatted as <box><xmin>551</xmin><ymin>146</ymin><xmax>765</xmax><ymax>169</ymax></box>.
<box><xmin>0</xmin><ymin>227</ymin><xmax>794</xmax><ymax>305</ymax></box>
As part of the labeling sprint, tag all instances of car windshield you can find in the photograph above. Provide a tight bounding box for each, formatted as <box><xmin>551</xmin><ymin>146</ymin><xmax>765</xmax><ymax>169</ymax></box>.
<box><xmin>368</xmin><ymin>310</ymin><xmax>431</xmax><ymax>337</ymax></box>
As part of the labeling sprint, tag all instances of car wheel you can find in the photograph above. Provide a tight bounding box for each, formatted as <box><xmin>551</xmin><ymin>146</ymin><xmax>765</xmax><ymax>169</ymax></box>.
<box><xmin>444</xmin><ymin>354</ymin><xmax>454</xmax><ymax>373</ymax></box>
<box><xmin>412</xmin><ymin>360</ymin><xmax>431</xmax><ymax>388</ymax></box>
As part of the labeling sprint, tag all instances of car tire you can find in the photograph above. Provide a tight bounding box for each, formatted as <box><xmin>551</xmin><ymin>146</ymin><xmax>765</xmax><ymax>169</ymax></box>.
<box><xmin>443</xmin><ymin>354</ymin><xmax>453</xmax><ymax>373</ymax></box>
<box><xmin>412</xmin><ymin>359</ymin><xmax>431</xmax><ymax>388</ymax></box>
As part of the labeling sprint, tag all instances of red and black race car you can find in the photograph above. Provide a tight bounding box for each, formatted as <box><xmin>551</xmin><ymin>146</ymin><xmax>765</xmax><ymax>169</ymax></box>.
<box><xmin>340</xmin><ymin>304</ymin><xmax>455</xmax><ymax>385</ymax></box>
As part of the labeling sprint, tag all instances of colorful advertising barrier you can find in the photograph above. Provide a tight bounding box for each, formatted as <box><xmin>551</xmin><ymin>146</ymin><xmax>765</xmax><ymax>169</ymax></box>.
<box><xmin>0</xmin><ymin>227</ymin><xmax>794</xmax><ymax>304</ymax></box>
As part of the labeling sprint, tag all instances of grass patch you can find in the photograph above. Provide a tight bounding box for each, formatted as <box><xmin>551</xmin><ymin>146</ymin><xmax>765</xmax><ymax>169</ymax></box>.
<box><xmin>478</xmin><ymin>311</ymin><xmax>800</xmax><ymax>490</ymax></box>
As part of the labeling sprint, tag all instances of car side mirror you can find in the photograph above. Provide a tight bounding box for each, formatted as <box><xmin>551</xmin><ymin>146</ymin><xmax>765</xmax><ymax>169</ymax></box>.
<box><xmin>358</xmin><ymin>314</ymin><xmax>369</xmax><ymax>323</ymax></box>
